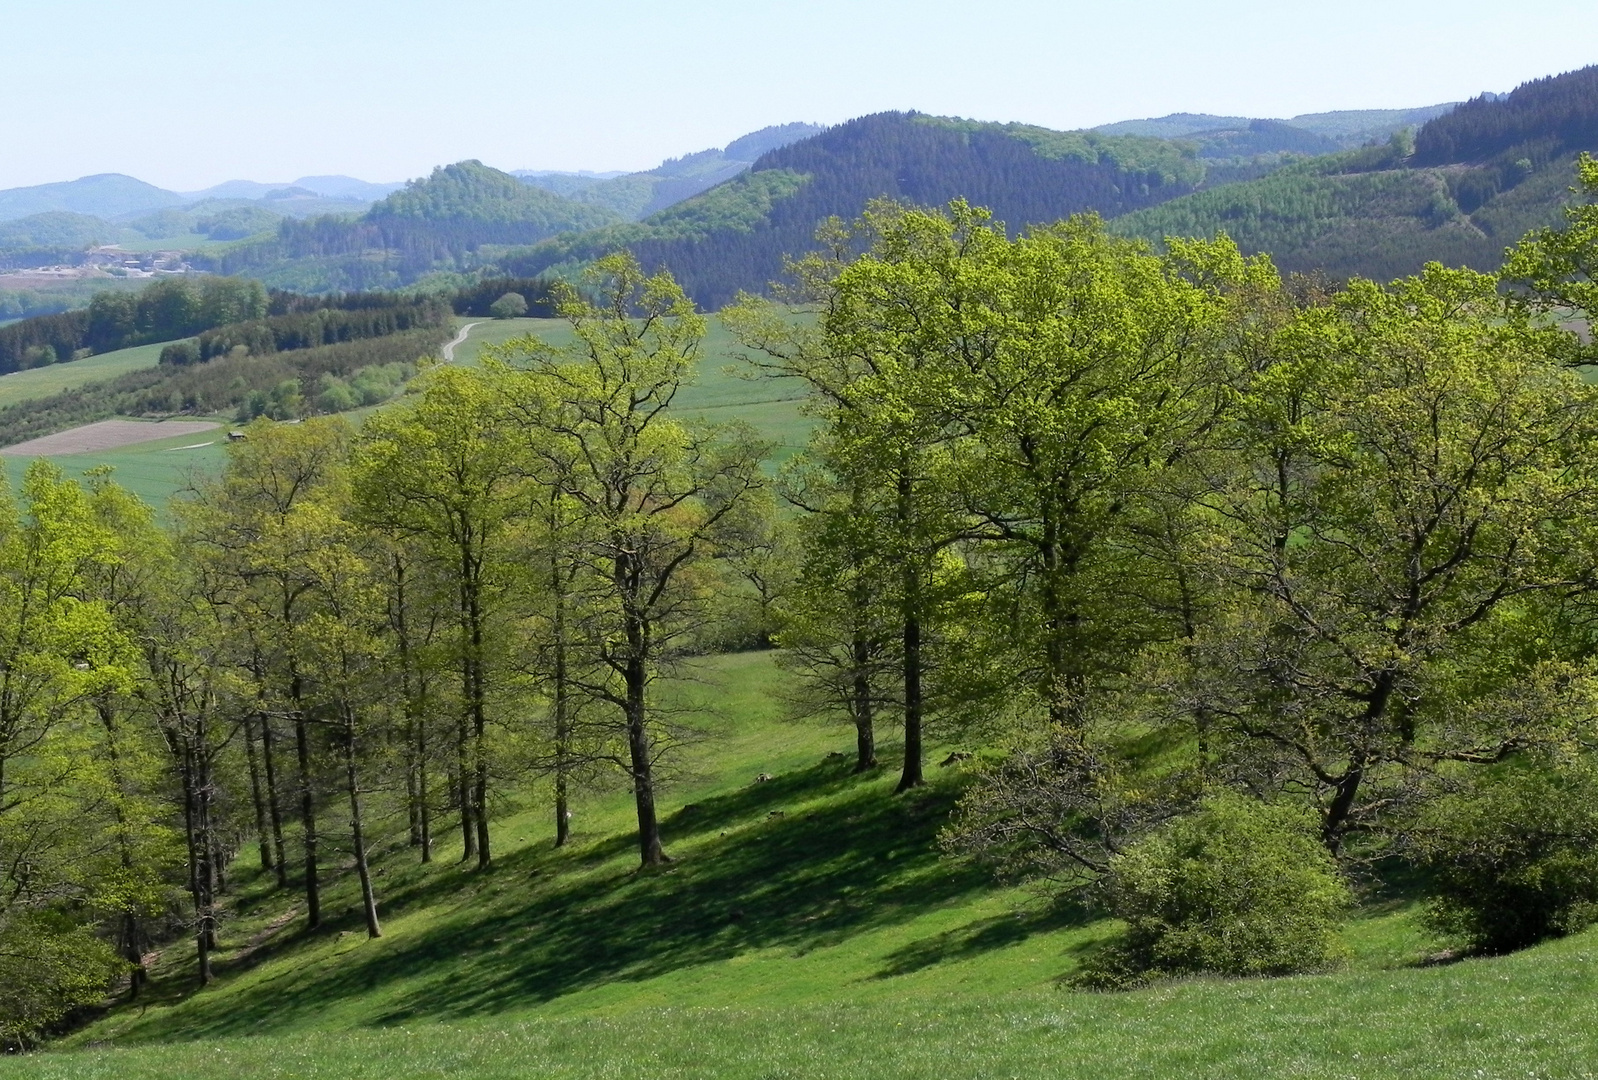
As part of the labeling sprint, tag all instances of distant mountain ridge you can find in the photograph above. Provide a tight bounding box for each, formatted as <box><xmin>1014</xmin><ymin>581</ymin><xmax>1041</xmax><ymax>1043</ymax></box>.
<box><xmin>0</xmin><ymin>173</ymin><xmax>406</xmax><ymax>224</ymax></box>
<box><xmin>517</xmin><ymin>123</ymin><xmax>824</xmax><ymax>220</ymax></box>
<box><xmin>0</xmin><ymin>174</ymin><xmax>184</xmax><ymax>224</ymax></box>
<box><xmin>180</xmin><ymin>176</ymin><xmax>404</xmax><ymax>203</ymax></box>
<box><xmin>1095</xmin><ymin>103</ymin><xmax>1461</xmax><ymax>148</ymax></box>
<box><xmin>500</xmin><ymin>111</ymin><xmax>1213</xmax><ymax>308</ymax></box>
<box><xmin>1110</xmin><ymin>66</ymin><xmax>1598</xmax><ymax>282</ymax></box>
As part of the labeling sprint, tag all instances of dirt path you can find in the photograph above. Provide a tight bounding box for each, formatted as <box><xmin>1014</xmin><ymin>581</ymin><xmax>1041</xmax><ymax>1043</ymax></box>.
<box><xmin>441</xmin><ymin>321</ymin><xmax>482</xmax><ymax>363</ymax></box>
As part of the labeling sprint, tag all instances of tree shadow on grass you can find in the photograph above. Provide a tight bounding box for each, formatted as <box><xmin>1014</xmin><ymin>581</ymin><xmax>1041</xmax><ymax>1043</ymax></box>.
<box><xmin>867</xmin><ymin>900</ymin><xmax>1096</xmax><ymax>980</ymax></box>
<box><xmin>114</xmin><ymin>758</ymin><xmax>1034</xmax><ymax>1041</ymax></box>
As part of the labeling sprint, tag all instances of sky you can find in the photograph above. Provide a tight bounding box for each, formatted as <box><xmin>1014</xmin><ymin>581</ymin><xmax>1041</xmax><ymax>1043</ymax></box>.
<box><xmin>1</xmin><ymin>0</ymin><xmax>1596</xmax><ymax>192</ymax></box>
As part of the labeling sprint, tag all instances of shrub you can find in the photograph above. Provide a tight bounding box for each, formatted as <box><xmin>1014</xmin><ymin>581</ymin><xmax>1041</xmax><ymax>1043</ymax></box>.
<box><xmin>160</xmin><ymin>340</ymin><xmax>200</xmax><ymax>366</ymax></box>
<box><xmin>1414</xmin><ymin>759</ymin><xmax>1598</xmax><ymax>954</ymax></box>
<box><xmin>0</xmin><ymin>912</ymin><xmax>125</xmax><ymax>1050</ymax></box>
<box><xmin>1078</xmin><ymin>793</ymin><xmax>1350</xmax><ymax>988</ymax></box>
<box><xmin>489</xmin><ymin>291</ymin><xmax>528</xmax><ymax>319</ymax></box>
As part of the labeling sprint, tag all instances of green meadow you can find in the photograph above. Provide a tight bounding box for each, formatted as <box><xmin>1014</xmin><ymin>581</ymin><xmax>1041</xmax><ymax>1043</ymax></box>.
<box><xmin>0</xmin><ymin>341</ymin><xmax>170</xmax><ymax>409</ymax></box>
<box><xmin>1</xmin><ymin>651</ymin><xmax>1593</xmax><ymax>1079</ymax></box>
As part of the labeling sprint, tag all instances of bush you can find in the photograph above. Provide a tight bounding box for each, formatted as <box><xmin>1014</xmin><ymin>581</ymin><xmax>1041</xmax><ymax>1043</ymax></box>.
<box><xmin>489</xmin><ymin>291</ymin><xmax>528</xmax><ymax>319</ymax></box>
<box><xmin>0</xmin><ymin>912</ymin><xmax>125</xmax><ymax>1049</ymax></box>
<box><xmin>1415</xmin><ymin>759</ymin><xmax>1598</xmax><ymax>954</ymax></box>
<box><xmin>160</xmin><ymin>340</ymin><xmax>200</xmax><ymax>366</ymax></box>
<box><xmin>1078</xmin><ymin>793</ymin><xmax>1350</xmax><ymax>988</ymax></box>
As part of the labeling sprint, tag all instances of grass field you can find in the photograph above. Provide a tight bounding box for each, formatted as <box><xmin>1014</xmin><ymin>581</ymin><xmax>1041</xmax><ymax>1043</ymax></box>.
<box><xmin>1</xmin><ymin>650</ymin><xmax>1592</xmax><ymax>1078</ymax></box>
<box><xmin>450</xmin><ymin>317</ymin><xmax>813</xmax><ymax>460</ymax></box>
<box><xmin>0</xmin><ymin>318</ymin><xmax>812</xmax><ymax>511</ymax></box>
<box><xmin>2</xmin><ymin>426</ymin><xmax>227</xmax><ymax>507</ymax></box>
<box><xmin>0</xmin><ymin>341</ymin><xmax>170</xmax><ymax>408</ymax></box>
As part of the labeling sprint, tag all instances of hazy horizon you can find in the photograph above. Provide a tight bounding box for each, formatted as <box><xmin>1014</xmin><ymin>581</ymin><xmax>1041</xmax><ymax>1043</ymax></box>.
<box><xmin>2</xmin><ymin>0</ymin><xmax>1596</xmax><ymax>191</ymax></box>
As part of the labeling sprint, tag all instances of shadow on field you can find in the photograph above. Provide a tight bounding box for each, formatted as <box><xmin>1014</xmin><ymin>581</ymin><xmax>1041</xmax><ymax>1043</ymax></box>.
<box><xmin>115</xmin><ymin>754</ymin><xmax>1076</xmax><ymax>1039</ymax></box>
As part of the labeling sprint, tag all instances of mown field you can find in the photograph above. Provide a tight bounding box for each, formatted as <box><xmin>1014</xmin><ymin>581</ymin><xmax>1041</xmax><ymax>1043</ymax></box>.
<box><xmin>1</xmin><ymin>651</ymin><xmax>1593</xmax><ymax>1079</ymax></box>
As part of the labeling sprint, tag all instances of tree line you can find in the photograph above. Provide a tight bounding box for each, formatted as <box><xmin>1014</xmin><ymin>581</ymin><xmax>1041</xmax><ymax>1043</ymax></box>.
<box><xmin>162</xmin><ymin>296</ymin><xmax>450</xmax><ymax>365</ymax></box>
<box><xmin>6</xmin><ymin>158</ymin><xmax>1598</xmax><ymax>1040</ymax></box>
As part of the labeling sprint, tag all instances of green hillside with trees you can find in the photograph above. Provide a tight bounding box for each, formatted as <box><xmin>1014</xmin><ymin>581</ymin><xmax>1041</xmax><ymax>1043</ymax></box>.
<box><xmin>3</xmin><ymin>141</ymin><xmax>1598</xmax><ymax>1076</ymax></box>
<box><xmin>501</xmin><ymin>112</ymin><xmax>1213</xmax><ymax>308</ymax></box>
<box><xmin>1113</xmin><ymin>66</ymin><xmax>1598</xmax><ymax>279</ymax></box>
<box><xmin>193</xmin><ymin>163</ymin><xmax>622</xmax><ymax>291</ymax></box>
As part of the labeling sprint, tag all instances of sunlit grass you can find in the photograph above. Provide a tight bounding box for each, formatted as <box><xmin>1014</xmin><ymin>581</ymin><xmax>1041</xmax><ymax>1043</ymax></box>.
<box><xmin>0</xmin><ymin>652</ymin><xmax>1582</xmax><ymax>1078</ymax></box>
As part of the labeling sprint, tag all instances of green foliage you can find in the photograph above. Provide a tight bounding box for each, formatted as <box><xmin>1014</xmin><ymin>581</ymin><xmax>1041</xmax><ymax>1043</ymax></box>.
<box><xmin>0</xmin><ymin>913</ymin><xmax>125</xmax><ymax>1049</ymax></box>
<box><xmin>1502</xmin><ymin>151</ymin><xmax>1598</xmax><ymax>361</ymax></box>
<box><xmin>487</xmin><ymin>291</ymin><xmax>527</xmax><ymax>319</ymax></box>
<box><xmin>1415</xmin><ymin>756</ymin><xmax>1598</xmax><ymax>954</ymax></box>
<box><xmin>1079</xmin><ymin>795</ymin><xmax>1351</xmax><ymax>987</ymax></box>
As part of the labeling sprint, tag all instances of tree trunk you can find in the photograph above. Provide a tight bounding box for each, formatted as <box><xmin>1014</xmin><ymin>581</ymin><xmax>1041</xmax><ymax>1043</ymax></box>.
<box><xmin>622</xmin><ymin>558</ymin><xmax>666</xmax><ymax>866</ymax></box>
<box><xmin>416</xmin><ymin>710</ymin><xmax>432</xmax><ymax>863</ymax></box>
<box><xmin>342</xmin><ymin>705</ymin><xmax>382</xmax><ymax>939</ymax></box>
<box><xmin>455</xmin><ymin>713</ymin><xmax>474</xmax><ymax>862</ymax></box>
<box><xmin>851</xmin><ymin>634</ymin><xmax>876</xmax><ymax>771</ymax></box>
<box><xmin>392</xmin><ymin>555</ymin><xmax>429</xmax><ymax>861</ymax></box>
<box><xmin>292</xmin><ymin>671</ymin><xmax>320</xmax><ymax>929</ymax></box>
<box><xmin>456</xmin><ymin>551</ymin><xmax>488</xmax><ymax>866</ymax></box>
<box><xmin>196</xmin><ymin>731</ymin><xmax>219</xmax><ymax>952</ymax></box>
<box><xmin>259</xmin><ymin>712</ymin><xmax>289</xmax><ymax>889</ymax></box>
<box><xmin>242</xmin><ymin>711</ymin><xmax>273</xmax><ymax>871</ymax></box>
<box><xmin>895</xmin><ymin>469</ymin><xmax>925</xmax><ymax>793</ymax></box>
<box><xmin>553</xmin><ymin>547</ymin><xmax>572</xmax><ymax>847</ymax></box>
<box><xmin>468</xmin><ymin>583</ymin><xmax>492</xmax><ymax>869</ymax></box>
<box><xmin>121</xmin><ymin>912</ymin><xmax>146</xmax><ymax>999</ymax></box>
<box><xmin>179</xmin><ymin>743</ymin><xmax>212</xmax><ymax>987</ymax></box>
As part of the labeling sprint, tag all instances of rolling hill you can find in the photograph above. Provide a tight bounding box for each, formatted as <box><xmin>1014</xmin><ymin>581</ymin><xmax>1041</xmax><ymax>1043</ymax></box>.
<box><xmin>519</xmin><ymin>123</ymin><xmax>825</xmax><ymax>220</ymax></box>
<box><xmin>500</xmin><ymin>111</ymin><xmax>1213</xmax><ymax>309</ymax></box>
<box><xmin>1111</xmin><ymin>66</ymin><xmax>1598</xmax><ymax>281</ymax></box>
<box><xmin>191</xmin><ymin>161</ymin><xmax>625</xmax><ymax>291</ymax></box>
<box><xmin>500</xmin><ymin>71</ymin><xmax>1591</xmax><ymax>305</ymax></box>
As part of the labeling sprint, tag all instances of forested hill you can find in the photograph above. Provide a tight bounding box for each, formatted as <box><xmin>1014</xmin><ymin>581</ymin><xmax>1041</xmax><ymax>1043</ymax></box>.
<box><xmin>195</xmin><ymin>161</ymin><xmax>622</xmax><ymax>291</ymax></box>
<box><xmin>501</xmin><ymin>112</ymin><xmax>1209</xmax><ymax>309</ymax></box>
<box><xmin>1112</xmin><ymin>65</ymin><xmax>1598</xmax><ymax>282</ymax></box>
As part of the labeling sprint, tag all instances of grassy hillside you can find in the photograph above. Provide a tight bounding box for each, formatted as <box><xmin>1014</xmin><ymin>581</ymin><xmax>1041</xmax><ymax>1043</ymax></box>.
<box><xmin>6</xmin><ymin>650</ymin><xmax>1597</xmax><ymax>1078</ymax></box>
<box><xmin>0</xmin><ymin>340</ymin><xmax>168</xmax><ymax>408</ymax></box>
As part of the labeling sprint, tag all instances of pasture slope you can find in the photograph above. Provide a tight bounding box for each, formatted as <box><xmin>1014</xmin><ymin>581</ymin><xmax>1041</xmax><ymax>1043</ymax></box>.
<box><xmin>0</xmin><ymin>651</ymin><xmax>1593</xmax><ymax>1079</ymax></box>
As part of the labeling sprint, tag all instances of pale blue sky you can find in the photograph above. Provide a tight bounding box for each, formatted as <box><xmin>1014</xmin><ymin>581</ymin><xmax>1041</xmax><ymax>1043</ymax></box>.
<box><xmin>1</xmin><ymin>0</ymin><xmax>1594</xmax><ymax>191</ymax></box>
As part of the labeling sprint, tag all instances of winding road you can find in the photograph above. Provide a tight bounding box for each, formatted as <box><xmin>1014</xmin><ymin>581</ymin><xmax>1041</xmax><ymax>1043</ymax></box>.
<box><xmin>441</xmin><ymin>321</ymin><xmax>482</xmax><ymax>363</ymax></box>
